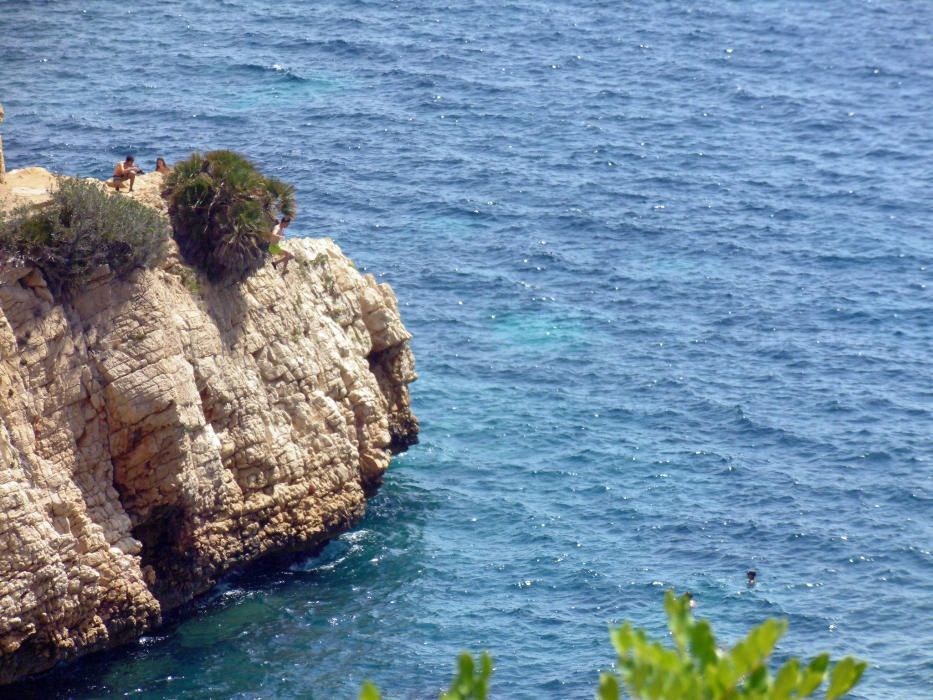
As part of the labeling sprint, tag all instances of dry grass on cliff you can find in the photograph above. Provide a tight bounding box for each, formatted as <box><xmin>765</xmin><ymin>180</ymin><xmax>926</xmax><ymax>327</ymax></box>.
<box><xmin>0</xmin><ymin>176</ymin><xmax>169</xmax><ymax>296</ymax></box>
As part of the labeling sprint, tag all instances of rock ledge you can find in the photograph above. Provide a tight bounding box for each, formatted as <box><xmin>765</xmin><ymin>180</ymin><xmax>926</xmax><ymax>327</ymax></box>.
<box><xmin>0</xmin><ymin>228</ymin><xmax>417</xmax><ymax>683</ymax></box>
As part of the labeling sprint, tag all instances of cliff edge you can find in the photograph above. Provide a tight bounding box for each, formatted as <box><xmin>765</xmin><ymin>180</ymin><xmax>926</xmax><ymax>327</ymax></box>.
<box><xmin>0</xmin><ymin>191</ymin><xmax>418</xmax><ymax>682</ymax></box>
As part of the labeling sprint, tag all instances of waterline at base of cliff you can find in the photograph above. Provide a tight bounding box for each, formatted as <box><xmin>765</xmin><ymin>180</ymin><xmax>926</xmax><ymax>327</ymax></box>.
<box><xmin>2</xmin><ymin>0</ymin><xmax>931</xmax><ymax>697</ymax></box>
<box><xmin>0</xmin><ymin>231</ymin><xmax>417</xmax><ymax>684</ymax></box>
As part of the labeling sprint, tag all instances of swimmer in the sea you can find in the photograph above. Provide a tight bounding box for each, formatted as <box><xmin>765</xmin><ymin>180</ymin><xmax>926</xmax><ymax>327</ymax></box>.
<box><xmin>685</xmin><ymin>591</ymin><xmax>697</xmax><ymax>609</ymax></box>
<box><xmin>747</xmin><ymin>570</ymin><xmax>757</xmax><ymax>587</ymax></box>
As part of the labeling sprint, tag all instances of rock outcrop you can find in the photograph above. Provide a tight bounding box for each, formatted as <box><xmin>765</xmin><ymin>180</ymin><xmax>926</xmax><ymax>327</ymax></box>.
<box><xmin>0</xmin><ymin>104</ymin><xmax>5</xmax><ymax>183</ymax></box>
<box><xmin>0</xmin><ymin>207</ymin><xmax>418</xmax><ymax>683</ymax></box>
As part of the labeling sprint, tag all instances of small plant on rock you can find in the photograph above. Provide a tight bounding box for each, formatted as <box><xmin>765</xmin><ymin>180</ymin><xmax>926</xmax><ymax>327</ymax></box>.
<box><xmin>163</xmin><ymin>150</ymin><xmax>296</xmax><ymax>281</ymax></box>
<box><xmin>0</xmin><ymin>177</ymin><xmax>168</xmax><ymax>296</ymax></box>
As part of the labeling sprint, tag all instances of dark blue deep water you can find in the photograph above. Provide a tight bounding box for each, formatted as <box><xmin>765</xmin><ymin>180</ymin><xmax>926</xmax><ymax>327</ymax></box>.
<box><xmin>3</xmin><ymin>1</ymin><xmax>932</xmax><ymax>698</ymax></box>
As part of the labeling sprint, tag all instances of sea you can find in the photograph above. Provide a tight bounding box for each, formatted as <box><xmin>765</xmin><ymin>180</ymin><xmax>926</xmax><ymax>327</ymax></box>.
<box><xmin>1</xmin><ymin>1</ymin><xmax>931</xmax><ymax>698</ymax></box>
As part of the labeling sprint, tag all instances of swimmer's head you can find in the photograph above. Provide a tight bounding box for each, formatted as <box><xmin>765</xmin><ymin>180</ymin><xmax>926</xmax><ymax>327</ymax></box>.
<box><xmin>747</xmin><ymin>570</ymin><xmax>757</xmax><ymax>584</ymax></box>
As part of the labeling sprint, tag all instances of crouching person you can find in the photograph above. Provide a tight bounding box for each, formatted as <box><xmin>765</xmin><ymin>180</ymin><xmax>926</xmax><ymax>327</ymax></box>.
<box><xmin>112</xmin><ymin>154</ymin><xmax>142</xmax><ymax>192</ymax></box>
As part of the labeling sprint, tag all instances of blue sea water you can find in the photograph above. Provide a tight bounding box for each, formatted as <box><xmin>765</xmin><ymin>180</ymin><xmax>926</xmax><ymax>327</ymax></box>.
<box><xmin>2</xmin><ymin>0</ymin><xmax>932</xmax><ymax>697</ymax></box>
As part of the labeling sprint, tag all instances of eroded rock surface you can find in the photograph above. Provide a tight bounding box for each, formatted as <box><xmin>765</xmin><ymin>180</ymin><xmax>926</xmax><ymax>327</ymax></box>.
<box><xmin>0</xmin><ymin>103</ymin><xmax>6</xmax><ymax>183</ymax></box>
<box><xmin>0</xmin><ymin>236</ymin><xmax>417</xmax><ymax>683</ymax></box>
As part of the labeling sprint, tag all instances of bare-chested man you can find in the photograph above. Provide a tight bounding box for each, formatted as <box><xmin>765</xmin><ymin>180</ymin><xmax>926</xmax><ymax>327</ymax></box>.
<box><xmin>113</xmin><ymin>154</ymin><xmax>142</xmax><ymax>192</ymax></box>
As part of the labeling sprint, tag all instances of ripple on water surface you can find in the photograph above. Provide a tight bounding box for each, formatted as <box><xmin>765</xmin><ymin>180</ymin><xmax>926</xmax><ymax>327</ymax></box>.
<box><xmin>3</xmin><ymin>0</ymin><xmax>932</xmax><ymax>698</ymax></box>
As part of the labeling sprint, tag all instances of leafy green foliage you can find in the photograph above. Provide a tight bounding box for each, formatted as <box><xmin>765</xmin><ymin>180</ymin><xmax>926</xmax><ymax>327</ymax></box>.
<box><xmin>163</xmin><ymin>150</ymin><xmax>296</xmax><ymax>281</ymax></box>
<box><xmin>359</xmin><ymin>652</ymin><xmax>493</xmax><ymax>700</ymax></box>
<box><xmin>598</xmin><ymin>591</ymin><xmax>866</xmax><ymax>700</ymax></box>
<box><xmin>440</xmin><ymin>652</ymin><xmax>493</xmax><ymax>700</ymax></box>
<box><xmin>358</xmin><ymin>682</ymin><xmax>381</xmax><ymax>700</ymax></box>
<box><xmin>0</xmin><ymin>177</ymin><xmax>168</xmax><ymax>296</ymax></box>
<box><xmin>359</xmin><ymin>595</ymin><xmax>865</xmax><ymax>700</ymax></box>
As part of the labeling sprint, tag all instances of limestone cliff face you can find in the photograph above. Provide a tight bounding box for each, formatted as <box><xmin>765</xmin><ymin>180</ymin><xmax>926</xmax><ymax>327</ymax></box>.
<box><xmin>0</xmin><ymin>238</ymin><xmax>417</xmax><ymax>683</ymax></box>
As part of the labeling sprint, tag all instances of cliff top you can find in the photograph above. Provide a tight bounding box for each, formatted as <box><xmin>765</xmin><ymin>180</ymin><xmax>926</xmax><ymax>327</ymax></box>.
<box><xmin>0</xmin><ymin>186</ymin><xmax>418</xmax><ymax>683</ymax></box>
<box><xmin>0</xmin><ymin>167</ymin><xmax>166</xmax><ymax>215</ymax></box>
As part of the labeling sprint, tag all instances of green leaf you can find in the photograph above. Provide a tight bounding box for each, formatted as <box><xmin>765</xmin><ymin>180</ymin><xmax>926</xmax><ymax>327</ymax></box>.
<box><xmin>799</xmin><ymin>653</ymin><xmax>831</xmax><ymax>696</ymax></box>
<box><xmin>825</xmin><ymin>657</ymin><xmax>866</xmax><ymax>699</ymax></box>
<box><xmin>439</xmin><ymin>652</ymin><xmax>493</xmax><ymax>700</ymax></box>
<box><xmin>746</xmin><ymin>664</ymin><xmax>769</xmax><ymax>692</ymax></box>
<box><xmin>597</xmin><ymin>673</ymin><xmax>620</xmax><ymax>700</ymax></box>
<box><xmin>688</xmin><ymin>619</ymin><xmax>719</xmax><ymax>670</ymax></box>
<box><xmin>729</xmin><ymin>639</ymin><xmax>755</xmax><ymax>679</ymax></box>
<box><xmin>664</xmin><ymin>591</ymin><xmax>691</xmax><ymax>655</ymax></box>
<box><xmin>772</xmin><ymin>658</ymin><xmax>801</xmax><ymax>699</ymax></box>
<box><xmin>358</xmin><ymin>681</ymin><xmax>381</xmax><ymax>700</ymax></box>
<box><xmin>610</xmin><ymin>623</ymin><xmax>636</xmax><ymax>657</ymax></box>
<box><xmin>748</xmin><ymin>618</ymin><xmax>787</xmax><ymax>662</ymax></box>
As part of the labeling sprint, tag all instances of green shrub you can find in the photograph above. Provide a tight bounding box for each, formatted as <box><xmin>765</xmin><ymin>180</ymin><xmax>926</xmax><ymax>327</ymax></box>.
<box><xmin>360</xmin><ymin>593</ymin><xmax>865</xmax><ymax>700</ymax></box>
<box><xmin>163</xmin><ymin>150</ymin><xmax>296</xmax><ymax>281</ymax></box>
<box><xmin>0</xmin><ymin>177</ymin><xmax>169</xmax><ymax>296</ymax></box>
<box><xmin>599</xmin><ymin>591</ymin><xmax>865</xmax><ymax>699</ymax></box>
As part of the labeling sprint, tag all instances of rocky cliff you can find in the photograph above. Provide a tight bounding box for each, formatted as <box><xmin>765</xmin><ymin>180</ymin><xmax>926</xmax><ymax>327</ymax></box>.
<box><xmin>0</xmin><ymin>104</ymin><xmax>6</xmax><ymax>183</ymax></box>
<box><xmin>0</xmin><ymin>207</ymin><xmax>418</xmax><ymax>683</ymax></box>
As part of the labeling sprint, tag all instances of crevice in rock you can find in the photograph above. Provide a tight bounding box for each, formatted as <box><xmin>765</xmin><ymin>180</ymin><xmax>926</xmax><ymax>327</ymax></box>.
<box><xmin>368</xmin><ymin>343</ymin><xmax>419</xmax><ymax>452</ymax></box>
<box><xmin>131</xmin><ymin>504</ymin><xmax>194</xmax><ymax>609</ymax></box>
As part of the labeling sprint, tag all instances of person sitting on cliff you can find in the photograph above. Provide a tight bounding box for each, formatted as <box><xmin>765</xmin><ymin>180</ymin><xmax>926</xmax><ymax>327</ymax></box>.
<box><xmin>154</xmin><ymin>157</ymin><xmax>172</xmax><ymax>175</ymax></box>
<box><xmin>113</xmin><ymin>155</ymin><xmax>143</xmax><ymax>192</ymax></box>
<box><xmin>268</xmin><ymin>215</ymin><xmax>295</xmax><ymax>273</ymax></box>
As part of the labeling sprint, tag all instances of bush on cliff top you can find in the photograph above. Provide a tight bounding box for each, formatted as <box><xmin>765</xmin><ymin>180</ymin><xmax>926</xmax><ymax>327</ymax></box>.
<box><xmin>360</xmin><ymin>592</ymin><xmax>865</xmax><ymax>699</ymax></box>
<box><xmin>163</xmin><ymin>150</ymin><xmax>296</xmax><ymax>282</ymax></box>
<box><xmin>0</xmin><ymin>177</ymin><xmax>169</xmax><ymax>296</ymax></box>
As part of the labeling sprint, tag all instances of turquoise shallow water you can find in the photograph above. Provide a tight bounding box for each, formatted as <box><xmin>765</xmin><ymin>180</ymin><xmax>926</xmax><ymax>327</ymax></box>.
<box><xmin>2</xmin><ymin>1</ymin><xmax>932</xmax><ymax>698</ymax></box>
